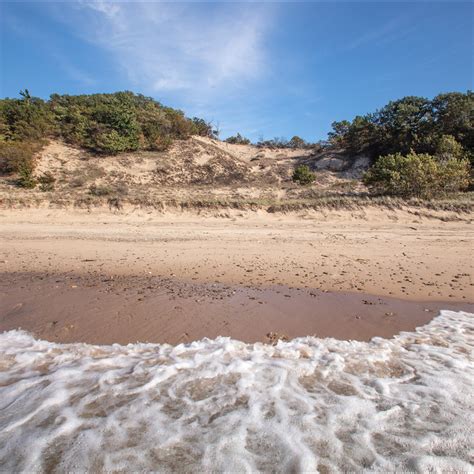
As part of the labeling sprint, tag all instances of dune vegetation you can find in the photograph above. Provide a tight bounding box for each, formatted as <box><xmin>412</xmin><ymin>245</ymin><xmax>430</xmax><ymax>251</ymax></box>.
<box><xmin>0</xmin><ymin>89</ymin><xmax>472</xmax><ymax>206</ymax></box>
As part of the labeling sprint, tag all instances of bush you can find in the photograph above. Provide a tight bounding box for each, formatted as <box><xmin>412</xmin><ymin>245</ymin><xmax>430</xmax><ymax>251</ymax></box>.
<box><xmin>0</xmin><ymin>141</ymin><xmax>37</xmax><ymax>175</ymax></box>
<box><xmin>363</xmin><ymin>151</ymin><xmax>470</xmax><ymax>198</ymax></box>
<box><xmin>70</xmin><ymin>176</ymin><xmax>86</xmax><ymax>188</ymax></box>
<box><xmin>257</xmin><ymin>137</ymin><xmax>289</xmax><ymax>148</ymax></box>
<box><xmin>225</xmin><ymin>133</ymin><xmax>251</xmax><ymax>145</ymax></box>
<box><xmin>292</xmin><ymin>165</ymin><xmax>315</xmax><ymax>185</ymax></box>
<box><xmin>89</xmin><ymin>184</ymin><xmax>113</xmax><ymax>196</ymax></box>
<box><xmin>17</xmin><ymin>162</ymin><xmax>36</xmax><ymax>188</ymax></box>
<box><xmin>38</xmin><ymin>171</ymin><xmax>56</xmax><ymax>191</ymax></box>
<box><xmin>190</xmin><ymin>117</ymin><xmax>217</xmax><ymax>138</ymax></box>
<box><xmin>149</xmin><ymin>134</ymin><xmax>173</xmax><ymax>152</ymax></box>
<box><xmin>1</xmin><ymin>91</ymin><xmax>212</xmax><ymax>155</ymax></box>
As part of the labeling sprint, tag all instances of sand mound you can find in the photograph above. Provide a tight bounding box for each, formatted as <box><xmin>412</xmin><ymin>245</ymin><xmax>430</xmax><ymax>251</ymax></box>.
<box><xmin>0</xmin><ymin>137</ymin><xmax>378</xmax><ymax>209</ymax></box>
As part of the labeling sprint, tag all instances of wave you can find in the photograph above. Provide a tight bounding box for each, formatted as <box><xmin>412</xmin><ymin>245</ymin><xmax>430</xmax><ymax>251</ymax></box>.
<box><xmin>0</xmin><ymin>310</ymin><xmax>473</xmax><ymax>472</ymax></box>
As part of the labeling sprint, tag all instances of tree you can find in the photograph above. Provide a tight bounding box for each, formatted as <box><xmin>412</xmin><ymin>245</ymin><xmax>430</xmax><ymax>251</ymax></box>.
<box><xmin>435</xmin><ymin>135</ymin><xmax>466</xmax><ymax>162</ymax></box>
<box><xmin>19</xmin><ymin>89</ymin><xmax>31</xmax><ymax>104</ymax></box>
<box><xmin>328</xmin><ymin>120</ymin><xmax>350</xmax><ymax>147</ymax></box>
<box><xmin>376</xmin><ymin>96</ymin><xmax>434</xmax><ymax>155</ymax></box>
<box><xmin>288</xmin><ymin>136</ymin><xmax>306</xmax><ymax>148</ymax></box>
<box><xmin>432</xmin><ymin>92</ymin><xmax>474</xmax><ymax>150</ymax></box>
<box><xmin>323</xmin><ymin>91</ymin><xmax>473</xmax><ymax>165</ymax></box>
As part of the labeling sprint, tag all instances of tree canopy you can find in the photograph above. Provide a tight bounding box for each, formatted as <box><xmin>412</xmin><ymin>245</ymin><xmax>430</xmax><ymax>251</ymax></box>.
<box><xmin>328</xmin><ymin>91</ymin><xmax>473</xmax><ymax>161</ymax></box>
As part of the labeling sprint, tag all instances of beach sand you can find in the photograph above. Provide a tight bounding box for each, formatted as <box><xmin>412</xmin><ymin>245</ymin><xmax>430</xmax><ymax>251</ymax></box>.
<box><xmin>1</xmin><ymin>207</ymin><xmax>472</xmax><ymax>344</ymax></box>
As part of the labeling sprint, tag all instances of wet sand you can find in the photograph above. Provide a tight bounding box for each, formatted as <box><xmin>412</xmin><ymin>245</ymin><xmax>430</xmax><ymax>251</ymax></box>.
<box><xmin>1</xmin><ymin>272</ymin><xmax>472</xmax><ymax>345</ymax></box>
<box><xmin>0</xmin><ymin>208</ymin><xmax>472</xmax><ymax>344</ymax></box>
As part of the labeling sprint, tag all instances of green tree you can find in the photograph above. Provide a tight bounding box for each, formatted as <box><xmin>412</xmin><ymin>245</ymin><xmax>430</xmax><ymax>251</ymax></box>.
<box><xmin>328</xmin><ymin>120</ymin><xmax>351</xmax><ymax>147</ymax></box>
<box><xmin>288</xmin><ymin>136</ymin><xmax>306</xmax><ymax>148</ymax></box>
<box><xmin>432</xmin><ymin>92</ymin><xmax>474</xmax><ymax>151</ymax></box>
<box><xmin>435</xmin><ymin>135</ymin><xmax>466</xmax><ymax>162</ymax></box>
<box><xmin>324</xmin><ymin>91</ymin><xmax>473</xmax><ymax>168</ymax></box>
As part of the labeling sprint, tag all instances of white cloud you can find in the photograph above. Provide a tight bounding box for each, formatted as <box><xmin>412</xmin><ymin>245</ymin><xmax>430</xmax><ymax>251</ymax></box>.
<box><xmin>80</xmin><ymin>0</ymin><xmax>120</xmax><ymax>18</ymax></box>
<box><xmin>74</xmin><ymin>2</ymin><xmax>273</xmax><ymax>101</ymax></box>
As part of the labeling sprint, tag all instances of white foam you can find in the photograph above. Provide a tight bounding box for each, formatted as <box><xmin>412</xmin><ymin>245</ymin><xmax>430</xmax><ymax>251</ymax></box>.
<box><xmin>0</xmin><ymin>310</ymin><xmax>473</xmax><ymax>472</ymax></box>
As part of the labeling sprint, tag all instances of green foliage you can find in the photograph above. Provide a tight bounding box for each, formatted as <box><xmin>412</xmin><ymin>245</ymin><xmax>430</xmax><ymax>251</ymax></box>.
<box><xmin>363</xmin><ymin>151</ymin><xmax>470</xmax><ymax>198</ymax></box>
<box><xmin>292</xmin><ymin>165</ymin><xmax>315</xmax><ymax>185</ymax></box>
<box><xmin>190</xmin><ymin>117</ymin><xmax>217</xmax><ymax>138</ymax></box>
<box><xmin>1</xmin><ymin>90</ymin><xmax>213</xmax><ymax>155</ymax></box>
<box><xmin>0</xmin><ymin>95</ymin><xmax>55</xmax><ymax>141</ymax></box>
<box><xmin>225</xmin><ymin>133</ymin><xmax>251</xmax><ymax>145</ymax></box>
<box><xmin>17</xmin><ymin>162</ymin><xmax>36</xmax><ymax>188</ymax></box>
<box><xmin>328</xmin><ymin>120</ymin><xmax>350</xmax><ymax>147</ymax></box>
<box><xmin>431</xmin><ymin>92</ymin><xmax>474</xmax><ymax>151</ymax></box>
<box><xmin>435</xmin><ymin>135</ymin><xmax>466</xmax><ymax>162</ymax></box>
<box><xmin>328</xmin><ymin>91</ymin><xmax>473</xmax><ymax>160</ymax></box>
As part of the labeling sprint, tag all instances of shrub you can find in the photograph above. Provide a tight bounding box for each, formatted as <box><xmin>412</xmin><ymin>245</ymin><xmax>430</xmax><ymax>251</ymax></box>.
<box><xmin>292</xmin><ymin>165</ymin><xmax>315</xmax><ymax>185</ymax></box>
<box><xmin>1</xmin><ymin>91</ymin><xmax>212</xmax><ymax>155</ymax></box>
<box><xmin>0</xmin><ymin>140</ymin><xmax>40</xmax><ymax>188</ymax></box>
<box><xmin>257</xmin><ymin>137</ymin><xmax>289</xmax><ymax>148</ymax></box>
<box><xmin>70</xmin><ymin>176</ymin><xmax>86</xmax><ymax>188</ymax></box>
<box><xmin>190</xmin><ymin>117</ymin><xmax>217</xmax><ymax>138</ymax></box>
<box><xmin>89</xmin><ymin>128</ymin><xmax>138</xmax><ymax>155</ymax></box>
<box><xmin>149</xmin><ymin>134</ymin><xmax>173</xmax><ymax>152</ymax></box>
<box><xmin>363</xmin><ymin>151</ymin><xmax>470</xmax><ymax>198</ymax></box>
<box><xmin>89</xmin><ymin>184</ymin><xmax>113</xmax><ymax>196</ymax></box>
<box><xmin>38</xmin><ymin>171</ymin><xmax>56</xmax><ymax>191</ymax></box>
<box><xmin>17</xmin><ymin>162</ymin><xmax>36</xmax><ymax>188</ymax></box>
<box><xmin>0</xmin><ymin>141</ymin><xmax>37</xmax><ymax>174</ymax></box>
<box><xmin>115</xmin><ymin>182</ymin><xmax>129</xmax><ymax>195</ymax></box>
<box><xmin>225</xmin><ymin>133</ymin><xmax>251</xmax><ymax>145</ymax></box>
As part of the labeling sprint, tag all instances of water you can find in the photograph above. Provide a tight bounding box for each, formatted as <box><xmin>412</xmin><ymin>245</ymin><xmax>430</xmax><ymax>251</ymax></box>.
<box><xmin>0</xmin><ymin>310</ymin><xmax>473</xmax><ymax>473</ymax></box>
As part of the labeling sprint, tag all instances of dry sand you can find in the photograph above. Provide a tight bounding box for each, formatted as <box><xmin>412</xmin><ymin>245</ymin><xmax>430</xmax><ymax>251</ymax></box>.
<box><xmin>0</xmin><ymin>207</ymin><xmax>472</xmax><ymax>344</ymax></box>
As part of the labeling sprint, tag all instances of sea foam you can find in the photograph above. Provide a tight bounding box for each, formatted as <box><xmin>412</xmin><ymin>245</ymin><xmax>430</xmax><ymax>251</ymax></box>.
<box><xmin>0</xmin><ymin>310</ymin><xmax>473</xmax><ymax>472</ymax></box>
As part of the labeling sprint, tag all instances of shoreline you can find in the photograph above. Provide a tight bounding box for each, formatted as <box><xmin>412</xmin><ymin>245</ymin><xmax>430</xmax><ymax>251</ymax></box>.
<box><xmin>1</xmin><ymin>272</ymin><xmax>472</xmax><ymax>345</ymax></box>
<box><xmin>1</xmin><ymin>207</ymin><xmax>472</xmax><ymax>301</ymax></box>
<box><xmin>1</xmin><ymin>208</ymin><xmax>472</xmax><ymax>345</ymax></box>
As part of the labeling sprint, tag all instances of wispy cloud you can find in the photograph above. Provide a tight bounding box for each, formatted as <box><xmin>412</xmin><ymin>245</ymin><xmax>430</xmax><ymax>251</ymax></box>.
<box><xmin>344</xmin><ymin>16</ymin><xmax>417</xmax><ymax>52</ymax></box>
<box><xmin>69</xmin><ymin>2</ymin><xmax>274</xmax><ymax>102</ymax></box>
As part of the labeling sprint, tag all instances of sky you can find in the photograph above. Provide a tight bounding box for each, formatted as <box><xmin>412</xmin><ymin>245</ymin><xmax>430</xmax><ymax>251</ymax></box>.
<box><xmin>0</xmin><ymin>1</ymin><xmax>472</xmax><ymax>142</ymax></box>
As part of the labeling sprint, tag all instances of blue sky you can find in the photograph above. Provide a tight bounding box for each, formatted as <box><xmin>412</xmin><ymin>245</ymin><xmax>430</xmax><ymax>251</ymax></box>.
<box><xmin>1</xmin><ymin>1</ymin><xmax>472</xmax><ymax>142</ymax></box>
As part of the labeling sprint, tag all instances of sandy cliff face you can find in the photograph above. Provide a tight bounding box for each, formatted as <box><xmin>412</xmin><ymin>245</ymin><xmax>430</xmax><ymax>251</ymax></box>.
<box><xmin>0</xmin><ymin>137</ymin><xmax>370</xmax><ymax>209</ymax></box>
